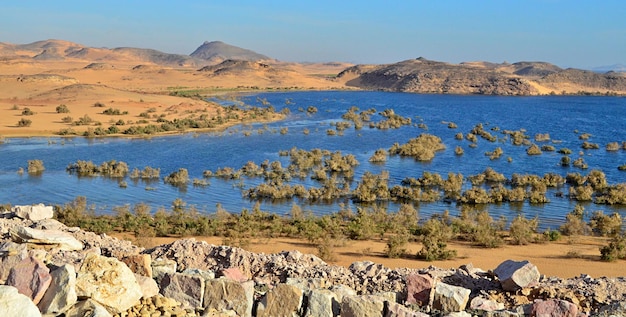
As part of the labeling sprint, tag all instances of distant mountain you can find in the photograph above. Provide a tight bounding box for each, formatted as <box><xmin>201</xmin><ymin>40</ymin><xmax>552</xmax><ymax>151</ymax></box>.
<box><xmin>591</xmin><ymin>64</ymin><xmax>626</xmax><ymax>73</ymax></box>
<box><xmin>190</xmin><ymin>41</ymin><xmax>271</xmax><ymax>63</ymax></box>
<box><xmin>112</xmin><ymin>47</ymin><xmax>201</xmax><ymax>67</ymax></box>
<box><xmin>340</xmin><ymin>58</ymin><xmax>536</xmax><ymax>95</ymax></box>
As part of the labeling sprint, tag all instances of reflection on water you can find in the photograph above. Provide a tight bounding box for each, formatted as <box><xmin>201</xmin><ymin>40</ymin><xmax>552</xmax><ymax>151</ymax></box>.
<box><xmin>1</xmin><ymin>91</ymin><xmax>625</xmax><ymax>229</ymax></box>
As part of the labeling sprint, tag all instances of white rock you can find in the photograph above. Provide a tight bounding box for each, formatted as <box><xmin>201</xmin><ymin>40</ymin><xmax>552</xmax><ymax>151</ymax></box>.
<box><xmin>76</xmin><ymin>254</ymin><xmax>142</xmax><ymax>314</ymax></box>
<box><xmin>38</xmin><ymin>264</ymin><xmax>78</xmax><ymax>315</ymax></box>
<box><xmin>0</xmin><ymin>285</ymin><xmax>42</xmax><ymax>317</ymax></box>
<box><xmin>12</xmin><ymin>204</ymin><xmax>54</xmax><ymax>221</ymax></box>
<box><xmin>65</xmin><ymin>299</ymin><xmax>113</xmax><ymax>317</ymax></box>
<box><xmin>10</xmin><ymin>226</ymin><xmax>83</xmax><ymax>251</ymax></box>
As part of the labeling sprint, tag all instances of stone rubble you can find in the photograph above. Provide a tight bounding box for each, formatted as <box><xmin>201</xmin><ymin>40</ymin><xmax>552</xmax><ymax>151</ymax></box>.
<box><xmin>0</xmin><ymin>205</ymin><xmax>625</xmax><ymax>316</ymax></box>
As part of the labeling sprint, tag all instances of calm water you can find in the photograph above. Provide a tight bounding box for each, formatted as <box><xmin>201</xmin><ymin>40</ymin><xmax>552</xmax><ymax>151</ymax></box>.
<box><xmin>1</xmin><ymin>91</ymin><xmax>625</xmax><ymax>229</ymax></box>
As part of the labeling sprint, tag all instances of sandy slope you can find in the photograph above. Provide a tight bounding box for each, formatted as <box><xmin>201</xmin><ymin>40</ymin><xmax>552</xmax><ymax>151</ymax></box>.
<box><xmin>0</xmin><ymin>57</ymin><xmax>348</xmax><ymax>136</ymax></box>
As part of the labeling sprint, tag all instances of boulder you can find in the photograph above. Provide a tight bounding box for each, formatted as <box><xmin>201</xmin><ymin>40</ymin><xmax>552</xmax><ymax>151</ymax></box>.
<box><xmin>135</xmin><ymin>273</ymin><xmax>159</xmax><ymax>299</ymax></box>
<box><xmin>341</xmin><ymin>295</ymin><xmax>386</xmax><ymax>317</ymax></box>
<box><xmin>385</xmin><ymin>301</ymin><xmax>430</xmax><ymax>317</ymax></box>
<box><xmin>6</xmin><ymin>255</ymin><xmax>51</xmax><ymax>304</ymax></box>
<box><xmin>287</xmin><ymin>277</ymin><xmax>329</xmax><ymax>291</ymax></box>
<box><xmin>0</xmin><ymin>251</ymin><xmax>27</xmax><ymax>283</ymax></box>
<box><xmin>12</xmin><ymin>204</ymin><xmax>53</xmax><ymax>221</ymax></box>
<box><xmin>75</xmin><ymin>253</ymin><xmax>142</xmax><ymax>314</ymax></box>
<box><xmin>204</xmin><ymin>279</ymin><xmax>254</xmax><ymax>317</ymax></box>
<box><xmin>0</xmin><ymin>285</ymin><xmax>42</xmax><ymax>317</ymax></box>
<box><xmin>38</xmin><ymin>264</ymin><xmax>78</xmax><ymax>315</ymax></box>
<box><xmin>494</xmin><ymin>260</ymin><xmax>540</xmax><ymax>291</ymax></box>
<box><xmin>257</xmin><ymin>283</ymin><xmax>304</xmax><ymax>317</ymax></box>
<box><xmin>10</xmin><ymin>226</ymin><xmax>84</xmax><ymax>251</ymax></box>
<box><xmin>432</xmin><ymin>282</ymin><xmax>471</xmax><ymax>313</ymax></box>
<box><xmin>305</xmin><ymin>288</ymin><xmax>340</xmax><ymax>317</ymax></box>
<box><xmin>405</xmin><ymin>273</ymin><xmax>434</xmax><ymax>305</ymax></box>
<box><xmin>121</xmin><ymin>254</ymin><xmax>153</xmax><ymax>277</ymax></box>
<box><xmin>329</xmin><ymin>284</ymin><xmax>357</xmax><ymax>302</ymax></box>
<box><xmin>65</xmin><ymin>299</ymin><xmax>113</xmax><ymax>317</ymax></box>
<box><xmin>151</xmin><ymin>257</ymin><xmax>177</xmax><ymax>283</ymax></box>
<box><xmin>182</xmin><ymin>267</ymin><xmax>216</xmax><ymax>281</ymax></box>
<box><xmin>531</xmin><ymin>299</ymin><xmax>578</xmax><ymax>317</ymax></box>
<box><xmin>159</xmin><ymin>272</ymin><xmax>205</xmax><ymax>310</ymax></box>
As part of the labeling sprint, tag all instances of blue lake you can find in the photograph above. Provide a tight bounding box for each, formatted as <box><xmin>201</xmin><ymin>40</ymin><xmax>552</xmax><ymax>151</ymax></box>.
<box><xmin>1</xmin><ymin>91</ymin><xmax>625</xmax><ymax>229</ymax></box>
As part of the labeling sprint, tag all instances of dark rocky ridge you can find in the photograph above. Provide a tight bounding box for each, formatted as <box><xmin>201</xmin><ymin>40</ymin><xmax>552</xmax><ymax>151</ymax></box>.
<box><xmin>340</xmin><ymin>58</ymin><xmax>537</xmax><ymax>95</ymax></box>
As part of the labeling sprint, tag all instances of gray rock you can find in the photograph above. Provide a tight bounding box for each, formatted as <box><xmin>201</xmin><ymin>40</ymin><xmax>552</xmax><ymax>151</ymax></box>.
<box><xmin>65</xmin><ymin>299</ymin><xmax>113</xmax><ymax>317</ymax></box>
<box><xmin>204</xmin><ymin>279</ymin><xmax>254</xmax><ymax>317</ymax></box>
<box><xmin>38</xmin><ymin>264</ymin><xmax>78</xmax><ymax>315</ymax></box>
<box><xmin>0</xmin><ymin>285</ymin><xmax>42</xmax><ymax>317</ymax></box>
<box><xmin>340</xmin><ymin>295</ymin><xmax>385</xmax><ymax>317</ymax></box>
<box><xmin>159</xmin><ymin>272</ymin><xmax>205</xmax><ymax>310</ymax></box>
<box><xmin>329</xmin><ymin>284</ymin><xmax>357</xmax><ymax>303</ymax></box>
<box><xmin>6</xmin><ymin>255</ymin><xmax>51</xmax><ymax>304</ymax></box>
<box><xmin>12</xmin><ymin>204</ymin><xmax>54</xmax><ymax>221</ymax></box>
<box><xmin>257</xmin><ymin>283</ymin><xmax>303</xmax><ymax>317</ymax></box>
<box><xmin>10</xmin><ymin>226</ymin><xmax>84</xmax><ymax>251</ymax></box>
<box><xmin>0</xmin><ymin>250</ymin><xmax>27</xmax><ymax>283</ymax></box>
<box><xmin>31</xmin><ymin>218</ymin><xmax>67</xmax><ymax>231</ymax></box>
<box><xmin>305</xmin><ymin>288</ymin><xmax>340</xmax><ymax>317</ymax></box>
<box><xmin>493</xmin><ymin>260</ymin><xmax>540</xmax><ymax>291</ymax></box>
<box><xmin>432</xmin><ymin>282</ymin><xmax>471</xmax><ymax>313</ymax></box>
<box><xmin>182</xmin><ymin>267</ymin><xmax>216</xmax><ymax>280</ymax></box>
<box><xmin>151</xmin><ymin>257</ymin><xmax>177</xmax><ymax>283</ymax></box>
<box><xmin>75</xmin><ymin>253</ymin><xmax>142</xmax><ymax>314</ymax></box>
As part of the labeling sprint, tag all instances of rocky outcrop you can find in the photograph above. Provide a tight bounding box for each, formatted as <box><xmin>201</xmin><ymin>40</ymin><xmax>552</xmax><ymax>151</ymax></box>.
<box><xmin>343</xmin><ymin>58</ymin><xmax>537</xmax><ymax>95</ymax></box>
<box><xmin>1</xmin><ymin>207</ymin><xmax>626</xmax><ymax>316</ymax></box>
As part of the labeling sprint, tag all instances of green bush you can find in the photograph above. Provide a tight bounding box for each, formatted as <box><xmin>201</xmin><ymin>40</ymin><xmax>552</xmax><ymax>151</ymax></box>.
<box><xmin>21</xmin><ymin>107</ymin><xmax>34</xmax><ymax>116</ymax></box>
<box><xmin>27</xmin><ymin>159</ymin><xmax>45</xmax><ymax>174</ymax></box>
<box><xmin>164</xmin><ymin>168</ymin><xmax>189</xmax><ymax>186</ymax></box>
<box><xmin>56</xmin><ymin>104</ymin><xmax>70</xmax><ymax>113</ymax></box>
<box><xmin>417</xmin><ymin>215</ymin><xmax>456</xmax><ymax>261</ymax></box>
<box><xmin>509</xmin><ymin>215</ymin><xmax>538</xmax><ymax>245</ymax></box>
<box><xmin>600</xmin><ymin>235</ymin><xmax>626</xmax><ymax>262</ymax></box>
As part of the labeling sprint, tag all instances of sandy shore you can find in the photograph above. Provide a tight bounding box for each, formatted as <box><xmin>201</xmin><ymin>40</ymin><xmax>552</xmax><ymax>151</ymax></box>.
<box><xmin>111</xmin><ymin>233</ymin><xmax>626</xmax><ymax>279</ymax></box>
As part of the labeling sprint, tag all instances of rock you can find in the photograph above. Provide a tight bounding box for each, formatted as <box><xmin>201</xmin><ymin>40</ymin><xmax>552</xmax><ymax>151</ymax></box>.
<box><xmin>0</xmin><ymin>251</ymin><xmax>27</xmax><ymax>283</ymax></box>
<box><xmin>220</xmin><ymin>267</ymin><xmax>249</xmax><ymax>282</ymax></box>
<box><xmin>340</xmin><ymin>295</ymin><xmax>386</xmax><ymax>317</ymax></box>
<box><xmin>257</xmin><ymin>283</ymin><xmax>304</xmax><ymax>317</ymax></box>
<box><xmin>405</xmin><ymin>273</ymin><xmax>434</xmax><ymax>305</ymax></box>
<box><xmin>12</xmin><ymin>204</ymin><xmax>53</xmax><ymax>221</ymax></box>
<box><xmin>596</xmin><ymin>301</ymin><xmax>626</xmax><ymax>317</ymax></box>
<box><xmin>0</xmin><ymin>240</ymin><xmax>27</xmax><ymax>256</ymax></box>
<box><xmin>31</xmin><ymin>218</ymin><xmax>67</xmax><ymax>230</ymax></box>
<box><xmin>75</xmin><ymin>253</ymin><xmax>142</xmax><ymax>314</ymax></box>
<box><xmin>286</xmin><ymin>277</ymin><xmax>329</xmax><ymax>291</ymax></box>
<box><xmin>494</xmin><ymin>260</ymin><xmax>540</xmax><ymax>291</ymax></box>
<box><xmin>183</xmin><ymin>267</ymin><xmax>216</xmax><ymax>281</ymax></box>
<box><xmin>134</xmin><ymin>273</ymin><xmax>159</xmax><ymax>299</ymax></box>
<box><xmin>0</xmin><ymin>285</ymin><xmax>42</xmax><ymax>317</ymax></box>
<box><xmin>159</xmin><ymin>272</ymin><xmax>205</xmax><ymax>310</ymax></box>
<box><xmin>444</xmin><ymin>312</ymin><xmax>472</xmax><ymax>317</ymax></box>
<box><xmin>470</xmin><ymin>296</ymin><xmax>505</xmax><ymax>312</ymax></box>
<box><xmin>531</xmin><ymin>299</ymin><xmax>578</xmax><ymax>317</ymax></box>
<box><xmin>385</xmin><ymin>301</ymin><xmax>430</xmax><ymax>317</ymax></box>
<box><xmin>10</xmin><ymin>226</ymin><xmax>84</xmax><ymax>251</ymax></box>
<box><xmin>329</xmin><ymin>284</ymin><xmax>357</xmax><ymax>302</ymax></box>
<box><xmin>204</xmin><ymin>279</ymin><xmax>254</xmax><ymax>317</ymax></box>
<box><xmin>38</xmin><ymin>264</ymin><xmax>78</xmax><ymax>315</ymax></box>
<box><xmin>151</xmin><ymin>257</ymin><xmax>177</xmax><ymax>283</ymax></box>
<box><xmin>432</xmin><ymin>282</ymin><xmax>471</xmax><ymax>313</ymax></box>
<box><xmin>65</xmin><ymin>299</ymin><xmax>113</xmax><ymax>317</ymax></box>
<box><xmin>6</xmin><ymin>255</ymin><xmax>51</xmax><ymax>304</ymax></box>
<box><xmin>121</xmin><ymin>254</ymin><xmax>153</xmax><ymax>277</ymax></box>
<box><xmin>305</xmin><ymin>288</ymin><xmax>340</xmax><ymax>317</ymax></box>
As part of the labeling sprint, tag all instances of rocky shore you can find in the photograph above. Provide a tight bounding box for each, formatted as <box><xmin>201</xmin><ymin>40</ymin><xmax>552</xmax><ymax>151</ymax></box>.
<box><xmin>1</xmin><ymin>205</ymin><xmax>625</xmax><ymax>316</ymax></box>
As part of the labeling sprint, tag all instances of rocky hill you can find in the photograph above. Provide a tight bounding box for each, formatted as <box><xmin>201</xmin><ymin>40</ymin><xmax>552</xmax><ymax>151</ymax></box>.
<box><xmin>1</xmin><ymin>204</ymin><xmax>626</xmax><ymax>316</ymax></box>
<box><xmin>190</xmin><ymin>41</ymin><xmax>271</xmax><ymax>63</ymax></box>
<box><xmin>339</xmin><ymin>58</ymin><xmax>626</xmax><ymax>95</ymax></box>
<box><xmin>339</xmin><ymin>58</ymin><xmax>537</xmax><ymax>95</ymax></box>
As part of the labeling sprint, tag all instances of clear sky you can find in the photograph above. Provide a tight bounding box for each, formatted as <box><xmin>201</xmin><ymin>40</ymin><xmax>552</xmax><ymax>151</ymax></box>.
<box><xmin>1</xmin><ymin>1</ymin><xmax>624</xmax><ymax>68</ymax></box>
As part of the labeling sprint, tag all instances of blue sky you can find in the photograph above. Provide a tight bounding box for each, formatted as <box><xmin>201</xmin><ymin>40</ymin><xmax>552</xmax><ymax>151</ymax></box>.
<box><xmin>1</xmin><ymin>1</ymin><xmax>624</xmax><ymax>68</ymax></box>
